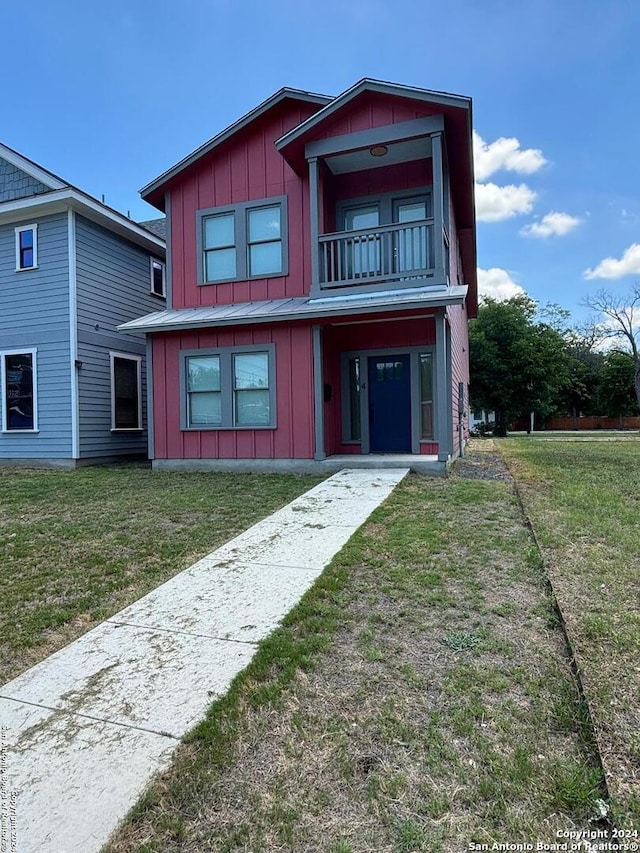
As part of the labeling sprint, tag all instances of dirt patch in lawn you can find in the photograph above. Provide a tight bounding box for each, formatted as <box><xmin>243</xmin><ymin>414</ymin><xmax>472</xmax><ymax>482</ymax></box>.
<box><xmin>105</xmin><ymin>471</ymin><xmax>605</xmax><ymax>853</ymax></box>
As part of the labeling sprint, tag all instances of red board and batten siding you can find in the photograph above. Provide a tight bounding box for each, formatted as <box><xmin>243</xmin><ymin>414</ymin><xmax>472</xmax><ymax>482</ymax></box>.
<box><xmin>447</xmin><ymin>302</ymin><xmax>470</xmax><ymax>456</ymax></box>
<box><xmin>311</xmin><ymin>92</ymin><xmax>441</xmax><ymax>140</ymax></box>
<box><xmin>167</xmin><ymin>102</ymin><xmax>320</xmax><ymax>310</ymax></box>
<box><xmin>152</xmin><ymin>324</ymin><xmax>314</xmax><ymax>460</ymax></box>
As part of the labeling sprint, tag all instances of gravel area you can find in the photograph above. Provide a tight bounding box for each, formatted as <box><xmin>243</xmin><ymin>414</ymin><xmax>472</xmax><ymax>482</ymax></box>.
<box><xmin>450</xmin><ymin>439</ymin><xmax>512</xmax><ymax>481</ymax></box>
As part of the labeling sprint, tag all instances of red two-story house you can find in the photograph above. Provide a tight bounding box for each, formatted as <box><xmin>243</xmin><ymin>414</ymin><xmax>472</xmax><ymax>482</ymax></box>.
<box><xmin>121</xmin><ymin>79</ymin><xmax>477</xmax><ymax>472</ymax></box>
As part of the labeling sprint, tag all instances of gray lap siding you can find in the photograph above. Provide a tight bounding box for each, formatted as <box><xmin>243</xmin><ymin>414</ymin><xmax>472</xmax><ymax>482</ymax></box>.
<box><xmin>0</xmin><ymin>213</ymin><xmax>72</xmax><ymax>459</ymax></box>
<box><xmin>75</xmin><ymin>215</ymin><xmax>162</xmax><ymax>458</ymax></box>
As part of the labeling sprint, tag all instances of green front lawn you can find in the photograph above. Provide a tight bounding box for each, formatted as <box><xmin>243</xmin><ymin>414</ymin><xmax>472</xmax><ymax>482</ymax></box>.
<box><xmin>0</xmin><ymin>466</ymin><xmax>320</xmax><ymax>685</ymax></box>
<box><xmin>499</xmin><ymin>438</ymin><xmax>640</xmax><ymax>826</ymax></box>
<box><xmin>104</xmin><ymin>470</ymin><xmax>605</xmax><ymax>852</ymax></box>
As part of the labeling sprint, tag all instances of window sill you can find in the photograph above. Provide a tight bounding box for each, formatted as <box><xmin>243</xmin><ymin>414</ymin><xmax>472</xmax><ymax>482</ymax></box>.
<box><xmin>198</xmin><ymin>272</ymin><xmax>286</xmax><ymax>286</ymax></box>
<box><xmin>15</xmin><ymin>266</ymin><xmax>39</xmax><ymax>273</ymax></box>
<box><xmin>2</xmin><ymin>429</ymin><xmax>39</xmax><ymax>434</ymax></box>
<box><xmin>110</xmin><ymin>428</ymin><xmax>144</xmax><ymax>433</ymax></box>
<box><xmin>181</xmin><ymin>425</ymin><xmax>277</xmax><ymax>432</ymax></box>
<box><xmin>150</xmin><ymin>290</ymin><xmax>166</xmax><ymax>299</ymax></box>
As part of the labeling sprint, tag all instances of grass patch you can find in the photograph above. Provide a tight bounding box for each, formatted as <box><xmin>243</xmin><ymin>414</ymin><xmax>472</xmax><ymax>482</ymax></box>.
<box><xmin>105</xmin><ymin>469</ymin><xmax>605</xmax><ymax>852</ymax></box>
<box><xmin>0</xmin><ymin>465</ymin><xmax>320</xmax><ymax>684</ymax></box>
<box><xmin>499</xmin><ymin>437</ymin><xmax>640</xmax><ymax>826</ymax></box>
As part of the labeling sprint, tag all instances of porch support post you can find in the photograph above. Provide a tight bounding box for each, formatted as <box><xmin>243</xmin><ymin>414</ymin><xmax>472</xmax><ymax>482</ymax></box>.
<box><xmin>431</xmin><ymin>132</ymin><xmax>446</xmax><ymax>281</ymax></box>
<box><xmin>435</xmin><ymin>311</ymin><xmax>452</xmax><ymax>461</ymax></box>
<box><xmin>309</xmin><ymin>156</ymin><xmax>320</xmax><ymax>295</ymax></box>
<box><xmin>312</xmin><ymin>324</ymin><xmax>325</xmax><ymax>460</ymax></box>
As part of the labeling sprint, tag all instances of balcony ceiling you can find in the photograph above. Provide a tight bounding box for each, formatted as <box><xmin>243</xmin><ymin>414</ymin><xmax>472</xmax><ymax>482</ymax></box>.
<box><xmin>324</xmin><ymin>137</ymin><xmax>432</xmax><ymax>175</ymax></box>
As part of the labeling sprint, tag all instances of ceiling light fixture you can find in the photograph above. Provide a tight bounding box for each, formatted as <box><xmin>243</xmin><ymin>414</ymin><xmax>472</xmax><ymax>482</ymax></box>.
<box><xmin>369</xmin><ymin>145</ymin><xmax>388</xmax><ymax>157</ymax></box>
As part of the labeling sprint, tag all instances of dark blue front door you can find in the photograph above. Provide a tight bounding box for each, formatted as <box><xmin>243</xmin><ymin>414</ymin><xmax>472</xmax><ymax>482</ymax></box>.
<box><xmin>368</xmin><ymin>354</ymin><xmax>411</xmax><ymax>452</ymax></box>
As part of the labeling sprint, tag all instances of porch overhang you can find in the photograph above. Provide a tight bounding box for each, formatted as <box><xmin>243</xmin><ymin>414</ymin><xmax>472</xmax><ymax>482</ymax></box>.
<box><xmin>118</xmin><ymin>285</ymin><xmax>468</xmax><ymax>334</ymax></box>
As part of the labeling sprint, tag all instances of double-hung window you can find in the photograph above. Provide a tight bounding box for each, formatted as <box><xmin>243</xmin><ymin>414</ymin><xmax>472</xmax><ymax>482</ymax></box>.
<box><xmin>110</xmin><ymin>352</ymin><xmax>142</xmax><ymax>430</ymax></box>
<box><xmin>198</xmin><ymin>196</ymin><xmax>287</xmax><ymax>284</ymax></box>
<box><xmin>1</xmin><ymin>349</ymin><xmax>37</xmax><ymax>431</ymax></box>
<box><xmin>182</xmin><ymin>345</ymin><xmax>275</xmax><ymax>429</ymax></box>
<box><xmin>15</xmin><ymin>224</ymin><xmax>38</xmax><ymax>271</ymax></box>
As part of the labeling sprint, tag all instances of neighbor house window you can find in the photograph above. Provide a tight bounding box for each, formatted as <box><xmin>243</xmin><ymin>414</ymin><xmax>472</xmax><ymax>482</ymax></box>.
<box><xmin>420</xmin><ymin>352</ymin><xmax>433</xmax><ymax>439</ymax></box>
<box><xmin>1</xmin><ymin>349</ymin><xmax>37</xmax><ymax>431</ymax></box>
<box><xmin>198</xmin><ymin>197</ymin><xmax>287</xmax><ymax>284</ymax></box>
<box><xmin>181</xmin><ymin>345</ymin><xmax>276</xmax><ymax>429</ymax></box>
<box><xmin>150</xmin><ymin>258</ymin><xmax>166</xmax><ymax>297</ymax></box>
<box><xmin>15</xmin><ymin>224</ymin><xmax>38</xmax><ymax>270</ymax></box>
<box><xmin>110</xmin><ymin>353</ymin><xmax>142</xmax><ymax>430</ymax></box>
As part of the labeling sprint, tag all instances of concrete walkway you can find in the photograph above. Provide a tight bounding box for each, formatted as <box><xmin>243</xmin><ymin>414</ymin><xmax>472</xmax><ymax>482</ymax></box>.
<box><xmin>0</xmin><ymin>468</ymin><xmax>408</xmax><ymax>853</ymax></box>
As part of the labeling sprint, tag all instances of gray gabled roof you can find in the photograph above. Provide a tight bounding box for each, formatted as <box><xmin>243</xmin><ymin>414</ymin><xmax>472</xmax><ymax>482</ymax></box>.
<box><xmin>138</xmin><ymin>218</ymin><xmax>166</xmax><ymax>239</ymax></box>
<box><xmin>139</xmin><ymin>87</ymin><xmax>332</xmax><ymax>206</ymax></box>
<box><xmin>119</xmin><ymin>285</ymin><xmax>468</xmax><ymax>334</ymax></box>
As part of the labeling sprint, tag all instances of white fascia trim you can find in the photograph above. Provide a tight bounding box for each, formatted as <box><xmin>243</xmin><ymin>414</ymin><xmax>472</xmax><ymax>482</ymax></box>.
<box><xmin>68</xmin><ymin>209</ymin><xmax>80</xmax><ymax>459</ymax></box>
<box><xmin>0</xmin><ymin>190</ymin><xmax>165</xmax><ymax>253</ymax></box>
<box><xmin>0</xmin><ymin>143</ymin><xmax>66</xmax><ymax>191</ymax></box>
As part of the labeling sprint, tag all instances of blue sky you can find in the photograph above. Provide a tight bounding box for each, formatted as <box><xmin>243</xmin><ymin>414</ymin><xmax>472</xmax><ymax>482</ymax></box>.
<box><xmin>3</xmin><ymin>0</ymin><xmax>640</xmax><ymax>321</ymax></box>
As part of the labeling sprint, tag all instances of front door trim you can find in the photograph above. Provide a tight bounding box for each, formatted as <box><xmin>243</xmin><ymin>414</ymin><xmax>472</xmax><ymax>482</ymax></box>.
<box><xmin>340</xmin><ymin>344</ymin><xmax>437</xmax><ymax>454</ymax></box>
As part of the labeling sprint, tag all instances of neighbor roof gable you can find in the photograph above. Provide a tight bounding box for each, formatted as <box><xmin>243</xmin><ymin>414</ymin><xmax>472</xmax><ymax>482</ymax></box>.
<box><xmin>0</xmin><ymin>143</ymin><xmax>67</xmax><ymax>195</ymax></box>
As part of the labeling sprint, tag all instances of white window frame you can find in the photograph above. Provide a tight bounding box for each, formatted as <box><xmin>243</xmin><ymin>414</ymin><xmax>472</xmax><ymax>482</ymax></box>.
<box><xmin>150</xmin><ymin>257</ymin><xmax>166</xmax><ymax>297</ymax></box>
<box><xmin>15</xmin><ymin>223</ymin><xmax>38</xmax><ymax>271</ymax></box>
<box><xmin>1</xmin><ymin>347</ymin><xmax>38</xmax><ymax>433</ymax></box>
<box><xmin>180</xmin><ymin>344</ymin><xmax>277</xmax><ymax>430</ymax></box>
<box><xmin>109</xmin><ymin>352</ymin><xmax>143</xmax><ymax>431</ymax></box>
<box><xmin>196</xmin><ymin>196</ymin><xmax>288</xmax><ymax>285</ymax></box>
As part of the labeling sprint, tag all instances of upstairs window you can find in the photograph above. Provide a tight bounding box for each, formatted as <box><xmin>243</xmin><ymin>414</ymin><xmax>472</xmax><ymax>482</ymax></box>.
<box><xmin>110</xmin><ymin>353</ymin><xmax>142</xmax><ymax>430</ymax></box>
<box><xmin>2</xmin><ymin>350</ymin><xmax>37</xmax><ymax>431</ymax></box>
<box><xmin>203</xmin><ymin>213</ymin><xmax>237</xmax><ymax>282</ymax></box>
<box><xmin>150</xmin><ymin>258</ymin><xmax>166</xmax><ymax>297</ymax></box>
<box><xmin>247</xmin><ymin>206</ymin><xmax>282</xmax><ymax>277</ymax></box>
<box><xmin>15</xmin><ymin>224</ymin><xmax>38</xmax><ymax>271</ymax></box>
<box><xmin>198</xmin><ymin>197</ymin><xmax>287</xmax><ymax>284</ymax></box>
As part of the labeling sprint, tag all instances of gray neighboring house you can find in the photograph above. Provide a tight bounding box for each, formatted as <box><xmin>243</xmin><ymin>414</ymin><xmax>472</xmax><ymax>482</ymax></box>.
<box><xmin>0</xmin><ymin>143</ymin><xmax>166</xmax><ymax>467</ymax></box>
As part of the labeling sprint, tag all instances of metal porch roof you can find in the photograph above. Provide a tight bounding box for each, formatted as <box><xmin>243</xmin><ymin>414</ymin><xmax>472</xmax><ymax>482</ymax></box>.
<box><xmin>118</xmin><ymin>285</ymin><xmax>468</xmax><ymax>334</ymax></box>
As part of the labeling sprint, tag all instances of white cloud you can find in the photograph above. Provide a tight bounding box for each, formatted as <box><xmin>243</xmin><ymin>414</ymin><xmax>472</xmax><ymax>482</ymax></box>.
<box><xmin>477</xmin><ymin>267</ymin><xmax>526</xmax><ymax>301</ymax></box>
<box><xmin>520</xmin><ymin>211</ymin><xmax>582</xmax><ymax>238</ymax></box>
<box><xmin>473</xmin><ymin>132</ymin><xmax>547</xmax><ymax>182</ymax></box>
<box><xmin>475</xmin><ymin>182</ymin><xmax>536</xmax><ymax>222</ymax></box>
<box><xmin>584</xmin><ymin>243</ymin><xmax>640</xmax><ymax>279</ymax></box>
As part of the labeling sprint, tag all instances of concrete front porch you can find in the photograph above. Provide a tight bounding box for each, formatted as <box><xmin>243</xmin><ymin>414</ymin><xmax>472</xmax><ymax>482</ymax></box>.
<box><xmin>152</xmin><ymin>454</ymin><xmax>447</xmax><ymax>475</ymax></box>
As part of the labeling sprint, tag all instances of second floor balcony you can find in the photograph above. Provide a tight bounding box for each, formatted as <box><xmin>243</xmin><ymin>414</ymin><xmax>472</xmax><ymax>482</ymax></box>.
<box><xmin>318</xmin><ymin>217</ymin><xmax>449</xmax><ymax>290</ymax></box>
<box><xmin>306</xmin><ymin>115</ymin><xmax>452</xmax><ymax>298</ymax></box>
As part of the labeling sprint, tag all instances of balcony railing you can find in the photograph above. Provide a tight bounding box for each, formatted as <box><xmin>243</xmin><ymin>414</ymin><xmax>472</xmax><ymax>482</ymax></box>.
<box><xmin>318</xmin><ymin>219</ymin><xmax>438</xmax><ymax>290</ymax></box>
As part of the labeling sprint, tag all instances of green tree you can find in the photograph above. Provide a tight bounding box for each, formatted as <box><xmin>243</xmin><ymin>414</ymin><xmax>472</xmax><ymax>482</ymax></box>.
<box><xmin>469</xmin><ymin>296</ymin><xmax>569</xmax><ymax>435</ymax></box>
<box><xmin>584</xmin><ymin>286</ymin><xmax>640</xmax><ymax>409</ymax></box>
<box><xmin>596</xmin><ymin>351</ymin><xmax>639</xmax><ymax>420</ymax></box>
